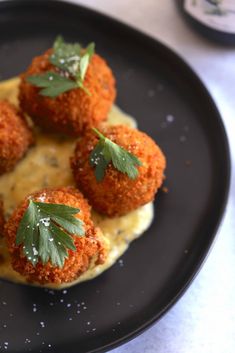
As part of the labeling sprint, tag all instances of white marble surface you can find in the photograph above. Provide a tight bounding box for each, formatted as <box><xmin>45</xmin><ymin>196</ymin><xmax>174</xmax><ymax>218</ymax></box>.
<box><xmin>64</xmin><ymin>1</ymin><xmax>235</xmax><ymax>353</ymax></box>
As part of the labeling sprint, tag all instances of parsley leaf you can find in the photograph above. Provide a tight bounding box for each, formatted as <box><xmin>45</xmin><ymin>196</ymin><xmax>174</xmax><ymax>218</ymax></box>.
<box><xmin>26</xmin><ymin>36</ymin><xmax>95</xmax><ymax>98</ymax></box>
<box><xmin>16</xmin><ymin>201</ymin><xmax>85</xmax><ymax>268</ymax></box>
<box><xmin>27</xmin><ymin>72</ymin><xmax>78</xmax><ymax>97</ymax></box>
<box><xmin>79</xmin><ymin>43</ymin><xmax>95</xmax><ymax>81</ymax></box>
<box><xmin>90</xmin><ymin>128</ymin><xmax>142</xmax><ymax>182</ymax></box>
<box><xmin>50</xmin><ymin>35</ymin><xmax>82</xmax><ymax>77</ymax></box>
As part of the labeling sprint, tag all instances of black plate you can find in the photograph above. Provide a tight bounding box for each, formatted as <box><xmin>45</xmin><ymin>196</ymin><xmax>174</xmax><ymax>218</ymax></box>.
<box><xmin>0</xmin><ymin>1</ymin><xmax>230</xmax><ymax>352</ymax></box>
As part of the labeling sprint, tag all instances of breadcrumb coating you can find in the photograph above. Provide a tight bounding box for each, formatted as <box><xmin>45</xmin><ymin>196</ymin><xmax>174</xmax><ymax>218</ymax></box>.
<box><xmin>0</xmin><ymin>100</ymin><xmax>33</xmax><ymax>175</ymax></box>
<box><xmin>71</xmin><ymin>125</ymin><xmax>166</xmax><ymax>217</ymax></box>
<box><xmin>0</xmin><ymin>199</ymin><xmax>5</xmax><ymax>236</ymax></box>
<box><xmin>19</xmin><ymin>49</ymin><xmax>116</xmax><ymax>136</ymax></box>
<box><xmin>4</xmin><ymin>187</ymin><xmax>108</xmax><ymax>285</ymax></box>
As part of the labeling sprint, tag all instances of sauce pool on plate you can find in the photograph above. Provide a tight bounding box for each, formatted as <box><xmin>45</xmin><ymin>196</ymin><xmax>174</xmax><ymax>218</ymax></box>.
<box><xmin>0</xmin><ymin>77</ymin><xmax>154</xmax><ymax>289</ymax></box>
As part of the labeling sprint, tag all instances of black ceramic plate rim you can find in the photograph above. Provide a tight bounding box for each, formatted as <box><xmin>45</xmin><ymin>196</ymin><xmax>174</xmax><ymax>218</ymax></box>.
<box><xmin>0</xmin><ymin>1</ymin><xmax>231</xmax><ymax>352</ymax></box>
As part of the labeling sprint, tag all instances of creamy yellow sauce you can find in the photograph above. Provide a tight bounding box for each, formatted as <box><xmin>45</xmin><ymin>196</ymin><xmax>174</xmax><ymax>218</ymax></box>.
<box><xmin>0</xmin><ymin>77</ymin><xmax>153</xmax><ymax>289</ymax></box>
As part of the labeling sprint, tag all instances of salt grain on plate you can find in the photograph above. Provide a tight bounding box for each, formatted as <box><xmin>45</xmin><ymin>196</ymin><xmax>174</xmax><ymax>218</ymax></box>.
<box><xmin>166</xmin><ymin>114</ymin><xmax>174</xmax><ymax>123</ymax></box>
<box><xmin>118</xmin><ymin>259</ymin><xmax>124</xmax><ymax>267</ymax></box>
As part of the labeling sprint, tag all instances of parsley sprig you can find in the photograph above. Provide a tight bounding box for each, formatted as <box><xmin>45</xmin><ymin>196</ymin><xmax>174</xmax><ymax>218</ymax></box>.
<box><xmin>90</xmin><ymin>128</ymin><xmax>142</xmax><ymax>182</ymax></box>
<box><xmin>16</xmin><ymin>201</ymin><xmax>84</xmax><ymax>268</ymax></box>
<box><xmin>27</xmin><ymin>36</ymin><xmax>95</xmax><ymax>97</ymax></box>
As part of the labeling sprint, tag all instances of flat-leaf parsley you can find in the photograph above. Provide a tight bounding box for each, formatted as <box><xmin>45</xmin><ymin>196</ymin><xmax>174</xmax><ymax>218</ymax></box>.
<box><xmin>90</xmin><ymin>128</ymin><xmax>142</xmax><ymax>182</ymax></box>
<box><xmin>27</xmin><ymin>36</ymin><xmax>95</xmax><ymax>97</ymax></box>
<box><xmin>16</xmin><ymin>201</ymin><xmax>84</xmax><ymax>268</ymax></box>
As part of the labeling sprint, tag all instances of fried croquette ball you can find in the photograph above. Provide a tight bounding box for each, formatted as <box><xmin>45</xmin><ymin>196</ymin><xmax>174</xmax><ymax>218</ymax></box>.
<box><xmin>71</xmin><ymin>125</ymin><xmax>166</xmax><ymax>217</ymax></box>
<box><xmin>19</xmin><ymin>49</ymin><xmax>116</xmax><ymax>136</ymax></box>
<box><xmin>4</xmin><ymin>187</ymin><xmax>108</xmax><ymax>285</ymax></box>
<box><xmin>0</xmin><ymin>100</ymin><xmax>33</xmax><ymax>174</ymax></box>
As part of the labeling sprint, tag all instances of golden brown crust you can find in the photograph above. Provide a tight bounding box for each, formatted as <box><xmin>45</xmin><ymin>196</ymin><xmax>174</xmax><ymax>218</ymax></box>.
<box><xmin>71</xmin><ymin>125</ymin><xmax>166</xmax><ymax>217</ymax></box>
<box><xmin>4</xmin><ymin>187</ymin><xmax>108</xmax><ymax>285</ymax></box>
<box><xmin>0</xmin><ymin>198</ymin><xmax>5</xmax><ymax>236</ymax></box>
<box><xmin>19</xmin><ymin>49</ymin><xmax>116</xmax><ymax>136</ymax></box>
<box><xmin>0</xmin><ymin>100</ymin><xmax>34</xmax><ymax>175</ymax></box>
